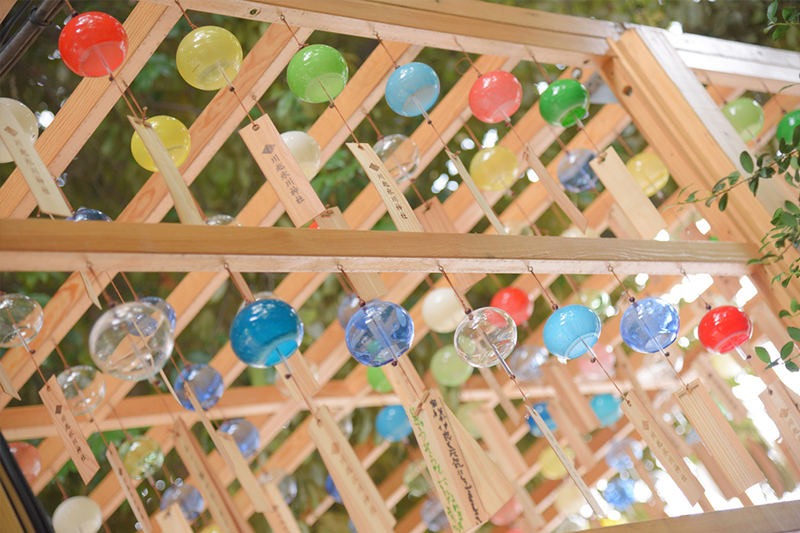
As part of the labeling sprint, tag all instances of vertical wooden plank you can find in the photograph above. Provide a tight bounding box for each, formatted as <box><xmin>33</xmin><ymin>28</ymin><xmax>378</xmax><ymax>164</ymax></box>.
<box><xmin>548</xmin><ymin>400</ymin><xmax>596</xmax><ymax>469</ymax></box>
<box><xmin>263</xmin><ymin>482</ymin><xmax>303</xmax><ymax>533</ymax></box>
<box><xmin>38</xmin><ymin>376</ymin><xmax>100</xmax><ymax>484</ymax></box>
<box><xmin>0</xmin><ymin>105</ymin><xmax>72</xmax><ymax>217</ymax></box>
<box><xmin>589</xmin><ymin>149</ymin><xmax>667</xmax><ymax>239</ymax></box>
<box><xmin>414</xmin><ymin>197</ymin><xmax>484</xmax><ymax>289</ymax></box>
<box><xmin>313</xmin><ymin>207</ymin><xmax>387</xmax><ymax>300</ymax></box>
<box><xmin>184</xmin><ymin>380</ymin><xmax>235</xmax><ymax>473</ymax></box>
<box><xmin>275</xmin><ymin>351</ymin><xmax>320</xmax><ymax>405</ymax></box>
<box><xmin>106</xmin><ymin>443</ymin><xmax>153</xmax><ymax>533</ymax></box>
<box><xmin>128</xmin><ymin>116</ymin><xmax>205</xmax><ymax>226</ymax></box>
<box><xmin>154</xmin><ymin>504</ymin><xmax>194</xmax><ymax>533</ymax></box>
<box><xmin>621</xmin><ymin>391</ymin><xmax>705</xmax><ymax>505</ymax></box>
<box><xmin>239</xmin><ymin>115</ymin><xmax>326</xmax><ymax>227</ymax></box>
<box><xmin>346</xmin><ymin>142</ymin><xmax>424</xmax><ymax>232</ymax></box>
<box><xmin>691</xmin><ymin>441</ymin><xmax>739</xmax><ymax>501</ymax></box>
<box><xmin>447</xmin><ymin>152</ymin><xmax>508</xmax><ymax>235</ymax></box>
<box><xmin>216</xmin><ymin>432</ymin><xmax>270</xmax><ymax>514</ymax></box>
<box><xmin>524</xmin><ymin>147</ymin><xmax>588</xmax><ymax>232</ymax></box>
<box><xmin>541</xmin><ymin>359</ymin><xmax>600</xmax><ymax>434</ymax></box>
<box><xmin>307</xmin><ymin>406</ymin><xmax>396</xmax><ymax>533</ymax></box>
<box><xmin>694</xmin><ymin>357</ymin><xmax>748</xmax><ymax>423</ymax></box>
<box><xmin>675</xmin><ymin>380</ymin><xmax>764</xmax><ymax>494</ymax></box>
<box><xmin>384</xmin><ymin>357</ymin><xmax>426</xmax><ymax>405</ymax></box>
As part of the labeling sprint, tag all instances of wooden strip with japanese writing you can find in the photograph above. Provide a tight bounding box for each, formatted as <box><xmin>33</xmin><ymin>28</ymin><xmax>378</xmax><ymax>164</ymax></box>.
<box><xmin>239</xmin><ymin>115</ymin><xmax>325</xmax><ymax>227</ymax></box>
<box><xmin>38</xmin><ymin>376</ymin><xmax>99</xmax><ymax>484</ymax></box>
<box><xmin>760</xmin><ymin>381</ymin><xmax>800</xmax><ymax>459</ymax></box>
<box><xmin>622</xmin><ymin>390</ymin><xmax>705</xmax><ymax>505</ymax></box>
<box><xmin>106</xmin><ymin>443</ymin><xmax>153</xmax><ymax>533</ymax></box>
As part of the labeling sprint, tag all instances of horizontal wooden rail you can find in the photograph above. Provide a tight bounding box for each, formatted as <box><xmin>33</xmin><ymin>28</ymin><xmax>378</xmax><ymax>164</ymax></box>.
<box><xmin>0</xmin><ymin>219</ymin><xmax>755</xmax><ymax>276</ymax></box>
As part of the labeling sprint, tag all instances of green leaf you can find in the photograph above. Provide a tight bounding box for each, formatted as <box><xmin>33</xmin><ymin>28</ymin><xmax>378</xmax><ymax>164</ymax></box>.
<box><xmin>750</xmin><ymin>176</ymin><xmax>760</xmax><ymax>195</ymax></box>
<box><xmin>768</xmin><ymin>360</ymin><xmax>780</xmax><ymax>369</ymax></box>
<box><xmin>786</xmin><ymin>6</ymin><xmax>799</xmax><ymax>21</ymax></box>
<box><xmin>740</xmin><ymin>151</ymin><xmax>754</xmax><ymax>173</ymax></box>
<box><xmin>755</xmin><ymin>346</ymin><xmax>772</xmax><ymax>364</ymax></box>
<box><xmin>793</xmin><ymin>298</ymin><xmax>799</xmax><ymax>313</ymax></box>
<box><xmin>780</xmin><ymin>309</ymin><xmax>792</xmax><ymax>318</ymax></box>
<box><xmin>769</xmin><ymin>0</ymin><xmax>779</xmax><ymax>21</ymax></box>
<box><xmin>788</xmin><ymin>327</ymin><xmax>800</xmax><ymax>343</ymax></box>
<box><xmin>719</xmin><ymin>192</ymin><xmax>729</xmax><ymax>212</ymax></box>
<box><xmin>786</xmin><ymin>201</ymin><xmax>800</xmax><ymax>214</ymax></box>
<box><xmin>705</xmin><ymin>196</ymin><xmax>716</xmax><ymax>207</ymax></box>
<box><xmin>728</xmin><ymin>171</ymin><xmax>740</xmax><ymax>185</ymax></box>
<box><xmin>773</xmin><ymin>25</ymin><xmax>790</xmax><ymax>41</ymax></box>
<box><xmin>781</xmin><ymin>341</ymin><xmax>794</xmax><ymax>360</ymax></box>
<box><xmin>781</xmin><ymin>211</ymin><xmax>798</xmax><ymax>227</ymax></box>
<box><xmin>787</xmin><ymin>360</ymin><xmax>800</xmax><ymax>372</ymax></box>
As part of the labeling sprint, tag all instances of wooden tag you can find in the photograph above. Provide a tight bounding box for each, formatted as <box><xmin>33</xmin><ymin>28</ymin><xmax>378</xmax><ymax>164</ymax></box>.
<box><xmin>414</xmin><ymin>197</ymin><xmax>484</xmax><ymax>290</ymax></box>
<box><xmin>0</xmin><ymin>360</ymin><xmax>20</xmax><ymax>401</ymax></box>
<box><xmin>38</xmin><ymin>376</ymin><xmax>100</xmax><ymax>484</ymax></box>
<box><xmin>183</xmin><ymin>378</ymin><xmax>236</xmax><ymax>473</ymax></box>
<box><xmin>79</xmin><ymin>271</ymin><xmax>102</xmax><ymax>309</ymax></box>
<box><xmin>307</xmin><ymin>406</ymin><xmax>395</xmax><ymax>533</ymax></box>
<box><xmin>478</xmin><ymin>367</ymin><xmax>520</xmax><ymax>425</ymax></box>
<box><xmin>239</xmin><ymin>115</ymin><xmax>326</xmax><ymax>227</ymax></box>
<box><xmin>541</xmin><ymin>359</ymin><xmax>600</xmax><ymax>434</ymax></box>
<box><xmin>128</xmin><ymin>116</ymin><xmax>205</xmax><ymax>225</ymax></box>
<box><xmin>589</xmin><ymin>149</ymin><xmax>666</xmax><ymax>239</ymax></box>
<box><xmin>263</xmin><ymin>482</ymin><xmax>302</xmax><ymax>533</ymax></box>
<box><xmin>621</xmin><ymin>391</ymin><xmax>705</xmax><ymax>505</ymax></box>
<box><xmin>217</xmin><ymin>432</ymin><xmax>270</xmax><ymax>513</ymax></box>
<box><xmin>383</xmin><ymin>356</ymin><xmax>426</xmax><ymax>405</ymax></box>
<box><xmin>694</xmin><ymin>357</ymin><xmax>748</xmax><ymax>423</ymax></box>
<box><xmin>523</xmin><ymin>401</ymin><xmax>605</xmax><ymax>516</ymax></box>
<box><xmin>275</xmin><ymin>351</ymin><xmax>320</xmax><ymax>406</ymax></box>
<box><xmin>523</xmin><ymin>146</ymin><xmax>588</xmax><ymax>232</ymax></box>
<box><xmin>173</xmin><ymin>418</ymin><xmax>254</xmax><ymax>533</ymax></box>
<box><xmin>447</xmin><ymin>152</ymin><xmax>507</xmax><ymax>235</ymax></box>
<box><xmin>106</xmin><ymin>443</ymin><xmax>153</xmax><ymax>533</ymax></box>
<box><xmin>313</xmin><ymin>206</ymin><xmax>387</xmax><ymax>300</ymax></box>
<box><xmin>760</xmin><ymin>381</ymin><xmax>800</xmax><ymax>460</ymax></box>
<box><xmin>347</xmin><ymin>142</ymin><xmax>424</xmax><ymax>232</ymax></box>
<box><xmin>548</xmin><ymin>400</ymin><xmax>596</xmax><ymax>469</ymax></box>
<box><xmin>691</xmin><ymin>441</ymin><xmax>738</xmax><ymax>500</ymax></box>
<box><xmin>675</xmin><ymin>380</ymin><xmax>764</xmax><ymax>494</ymax></box>
<box><xmin>154</xmin><ymin>503</ymin><xmax>194</xmax><ymax>533</ymax></box>
<box><xmin>0</xmin><ymin>105</ymin><xmax>72</xmax><ymax>217</ymax></box>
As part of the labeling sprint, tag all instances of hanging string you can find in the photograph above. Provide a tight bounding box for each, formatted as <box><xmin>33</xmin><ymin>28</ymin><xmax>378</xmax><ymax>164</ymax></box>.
<box><xmin>52</xmin><ymin>470</ymin><xmax>68</xmax><ymax>500</ymax></box>
<box><xmin>173</xmin><ymin>0</ymin><xmax>197</xmax><ymax>30</ymax></box>
<box><xmin>217</xmin><ymin>62</ymin><xmax>261</xmax><ymax>131</ymax></box>
<box><xmin>453</xmin><ymin>37</ymin><xmax>481</xmax><ymax>77</ymax></box>
<box><xmin>703</xmin><ymin>73</ymin><xmax>728</xmax><ymax>106</ymax></box>
<box><xmin>463</xmin><ymin>123</ymin><xmax>483</xmax><ymax>150</ymax></box>
<box><xmin>502</xmin><ymin>185</ymin><xmax>541</xmax><ymax>236</ymax></box>
<box><xmin>109</xmin><ymin>403</ymin><xmax>133</xmax><ymax>440</ymax></box>
<box><xmin>563</xmin><ymin>274</ymin><xmax>580</xmax><ymax>294</ymax></box>
<box><xmin>319</xmin><ymin>80</ymin><xmax>360</xmax><ymax>144</ymax></box>
<box><xmin>761</xmin><ymin>80</ymin><xmax>788</xmax><ymax>114</ymax></box>
<box><xmin>104</xmin><ymin>272</ymin><xmax>126</xmax><ymax>304</ymax></box>
<box><xmin>333</xmin><ymin>270</ymin><xmax>353</xmax><ymax>295</ymax></box>
<box><xmin>580</xmin><ymin>339</ymin><xmax>629</xmax><ymax>404</ymax></box>
<box><xmin>678</xmin><ymin>267</ymin><xmax>712</xmax><ymax>311</ymax></box>
<box><xmin>364</xmin><ymin>111</ymin><xmax>383</xmax><ymax>139</ymax></box>
<box><xmin>223</xmin><ymin>263</ymin><xmax>253</xmax><ymax>303</ymax></box>
<box><xmin>617</xmin><ymin>134</ymin><xmax>634</xmax><ymax>157</ymax></box>
<box><xmin>62</xmin><ymin>0</ymin><xmax>76</xmax><ymax>15</ymax></box>
<box><xmin>527</xmin><ymin>267</ymin><xmax>558</xmax><ymax>310</ymax></box>
<box><xmin>53</xmin><ymin>342</ymin><xmax>69</xmax><ymax>369</ymax></box>
<box><xmin>527</xmin><ymin>50</ymin><xmax>552</xmax><ymax>84</ymax></box>
<box><xmin>119</xmin><ymin>272</ymin><xmax>138</xmax><ymax>301</ymax></box>
<box><xmin>607</xmin><ymin>265</ymin><xmax>634</xmax><ymax>303</ymax></box>
<box><xmin>279</xmin><ymin>14</ymin><xmax>307</xmax><ymax>49</ymax></box>
<box><xmin>173</xmin><ymin>343</ymin><xmax>190</xmax><ymax>366</ymax></box>
<box><xmin>336</xmin><ymin>265</ymin><xmax>366</xmax><ymax>307</ymax></box>
<box><xmin>437</xmin><ymin>266</ymin><xmax>472</xmax><ymax>316</ymax></box>
<box><xmin>374</xmin><ymin>31</ymin><xmax>399</xmax><ymax>69</ymax></box>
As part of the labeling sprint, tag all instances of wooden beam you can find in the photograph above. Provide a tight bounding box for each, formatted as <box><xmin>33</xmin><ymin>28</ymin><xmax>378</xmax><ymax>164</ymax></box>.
<box><xmin>0</xmin><ymin>219</ymin><xmax>755</xmax><ymax>276</ymax></box>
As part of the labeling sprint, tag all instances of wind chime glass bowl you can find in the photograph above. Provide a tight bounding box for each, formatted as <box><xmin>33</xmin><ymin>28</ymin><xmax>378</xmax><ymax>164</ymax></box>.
<box><xmin>52</xmin><ymin>496</ymin><xmax>103</xmax><ymax>533</ymax></box>
<box><xmin>777</xmin><ymin>109</ymin><xmax>800</xmax><ymax>144</ymax></box>
<box><xmin>373</xmin><ymin>133</ymin><xmax>420</xmax><ymax>182</ymax></box>
<box><xmin>539</xmin><ymin>79</ymin><xmax>590</xmax><ymax>127</ymax></box>
<box><xmin>230</xmin><ymin>299</ymin><xmax>303</xmax><ymax>368</ymax></box>
<box><xmin>430</xmin><ymin>345</ymin><xmax>473</xmax><ymax>387</ymax></box>
<box><xmin>258</xmin><ymin>469</ymin><xmax>298</xmax><ymax>505</ymax></box>
<box><xmin>66</xmin><ymin>207</ymin><xmax>113</xmax><ymax>221</ymax></box>
<box><xmin>590</xmin><ymin>394</ymin><xmax>623</xmax><ymax>427</ymax></box>
<box><xmin>219</xmin><ymin>418</ymin><xmax>260</xmax><ymax>459</ymax></box>
<box><xmin>557</xmin><ymin>149</ymin><xmax>598</xmax><ymax>193</ymax></box>
<box><xmin>454</xmin><ymin>307</ymin><xmax>517</xmax><ymax>368</ymax></box>
<box><xmin>281</xmin><ymin>130</ymin><xmax>322</xmax><ymax>179</ymax></box>
<box><xmin>173</xmin><ymin>363</ymin><xmax>224</xmax><ymax>411</ymax></box>
<box><xmin>134</xmin><ymin>296</ymin><xmax>177</xmax><ymax>334</ymax></box>
<box><xmin>176</xmin><ymin>26</ymin><xmax>243</xmax><ymax>91</ymax></box>
<box><xmin>604</xmin><ymin>437</ymin><xmax>643</xmax><ymax>471</ymax></box>
<box><xmin>337</xmin><ymin>293</ymin><xmax>361</xmax><ymax>328</ymax></box>
<box><xmin>421</xmin><ymin>287</ymin><xmax>464</xmax><ymax>334</ymax></box>
<box><xmin>59</xmin><ymin>12</ymin><xmax>128</xmax><ymax>77</ymax></box>
<box><xmin>421</xmin><ymin>498</ymin><xmax>449</xmax><ymax>532</ymax></box>
<box><xmin>625</xmin><ymin>152</ymin><xmax>670</xmax><ymax>197</ymax></box>
<box><xmin>119</xmin><ymin>435</ymin><xmax>164</xmax><ymax>480</ymax></box>
<box><xmin>325</xmin><ymin>473</ymin><xmax>342</xmax><ymax>503</ymax></box>
<box><xmin>345</xmin><ymin>300</ymin><xmax>414</xmax><ymax>367</ymax></box>
<box><xmin>698</xmin><ymin>305</ymin><xmax>753</xmax><ymax>354</ymax></box>
<box><xmin>469</xmin><ymin>145</ymin><xmax>518</xmax><ymax>191</ymax></box>
<box><xmin>619</xmin><ymin>297</ymin><xmax>680</xmax><ymax>353</ymax></box>
<box><xmin>722</xmin><ymin>97</ymin><xmax>765</xmax><ymax>143</ymax></box>
<box><xmin>385</xmin><ymin>62</ymin><xmax>440</xmax><ymax>117</ymax></box>
<box><xmin>366</xmin><ymin>366</ymin><xmax>392</xmax><ymax>393</ymax></box>
<box><xmin>490</xmin><ymin>287</ymin><xmax>533</xmax><ymax>325</ymax></box>
<box><xmin>205</xmin><ymin>214</ymin><xmax>242</xmax><ymax>226</ymax></box>
<box><xmin>0</xmin><ymin>293</ymin><xmax>43</xmax><ymax>348</ymax></box>
<box><xmin>403</xmin><ymin>459</ymin><xmax>430</xmax><ymax>497</ymax></box>
<box><xmin>286</xmin><ymin>44</ymin><xmax>348</xmax><ymax>103</ymax></box>
<box><xmin>542</xmin><ymin>304</ymin><xmax>601</xmax><ymax>360</ymax></box>
<box><xmin>161</xmin><ymin>483</ymin><xmax>205</xmax><ymax>521</ymax></box>
<box><xmin>57</xmin><ymin>365</ymin><xmax>106</xmax><ymax>415</ymax></box>
<box><xmin>469</xmin><ymin>70</ymin><xmax>523</xmax><ymax>124</ymax></box>
<box><xmin>130</xmin><ymin>115</ymin><xmax>191</xmax><ymax>172</ymax></box>
<box><xmin>9</xmin><ymin>441</ymin><xmax>41</xmax><ymax>483</ymax></box>
<box><xmin>507</xmin><ymin>344</ymin><xmax>548</xmax><ymax>382</ymax></box>
<box><xmin>375</xmin><ymin>405</ymin><xmax>412</xmax><ymax>442</ymax></box>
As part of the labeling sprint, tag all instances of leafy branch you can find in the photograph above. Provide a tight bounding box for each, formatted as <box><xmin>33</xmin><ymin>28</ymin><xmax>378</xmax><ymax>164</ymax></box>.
<box><xmin>766</xmin><ymin>0</ymin><xmax>800</xmax><ymax>41</ymax></box>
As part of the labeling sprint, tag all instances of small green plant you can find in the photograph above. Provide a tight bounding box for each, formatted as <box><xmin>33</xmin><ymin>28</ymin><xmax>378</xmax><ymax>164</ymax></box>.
<box><xmin>765</xmin><ymin>0</ymin><xmax>800</xmax><ymax>41</ymax></box>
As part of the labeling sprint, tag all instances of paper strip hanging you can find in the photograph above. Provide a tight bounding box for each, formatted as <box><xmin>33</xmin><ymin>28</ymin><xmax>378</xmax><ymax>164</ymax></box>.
<box><xmin>760</xmin><ymin>381</ymin><xmax>800</xmax><ymax>459</ymax></box>
<box><xmin>588</xmin><ymin>149</ymin><xmax>666</xmax><ymax>239</ymax></box>
<box><xmin>548</xmin><ymin>400</ymin><xmax>596</xmax><ymax>469</ymax></box>
<box><xmin>447</xmin><ymin>151</ymin><xmax>507</xmax><ymax>235</ymax></box>
<box><xmin>0</xmin><ymin>105</ymin><xmax>72</xmax><ymax>217</ymax></box>
<box><xmin>307</xmin><ymin>406</ymin><xmax>396</xmax><ymax>533</ymax></box>
<box><xmin>694</xmin><ymin>357</ymin><xmax>748</xmax><ymax>423</ymax></box>
<box><xmin>314</xmin><ymin>206</ymin><xmax>387</xmax><ymax>300</ymax></box>
<box><xmin>106</xmin><ymin>443</ymin><xmax>153</xmax><ymax>533</ymax></box>
<box><xmin>621</xmin><ymin>390</ymin><xmax>705</xmax><ymax>505</ymax></box>
<box><xmin>675</xmin><ymin>380</ymin><xmax>764</xmax><ymax>494</ymax></box>
<box><xmin>478</xmin><ymin>367</ymin><xmax>520</xmax><ymax>424</ymax></box>
<box><xmin>39</xmin><ymin>376</ymin><xmax>100</xmax><ymax>484</ymax></box>
<box><xmin>128</xmin><ymin>116</ymin><xmax>205</xmax><ymax>225</ymax></box>
<box><xmin>78</xmin><ymin>271</ymin><xmax>102</xmax><ymax>309</ymax></box>
<box><xmin>346</xmin><ymin>142</ymin><xmax>424</xmax><ymax>233</ymax></box>
<box><xmin>239</xmin><ymin>114</ymin><xmax>326</xmax><ymax>227</ymax></box>
<box><xmin>263</xmin><ymin>481</ymin><xmax>303</xmax><ymax>533</ymax></box>
<box><xmin>173</xmin><ymin>417</ymin><xmax>255</xmax><ymax>533</ymax></box>
<box><xmin>154</xmin><ymin>503</ymin><xmax>194</xmax><ymax>533</ymax></box>
<box><xmin>216</xmin><ymin>432</ymin><xmax>270</xmax><ymax>513</ymax></box>
<box><xmin>414</xmin><ymin>197</ymin><xmax>484</xmax><ymax>290</ymax></box>
<box><xmin>275</xmin><ymin>350</ymin><xmax>320</xmax><ymax>405</ymax></box>
<box><xmin>0</xmin><ymin>360</ymin><xmax>20</xmax><ymax>401</ymax></box>
<box><xmin>523</xmin><ymin>146</ymin><xmax>588</xmax><ymax>232</ymax></box>
<box><xmin>541</xmin><ymin>359</ymin><xmax>600</xmax><ymax>434</ymax></box>
<box><xmin>523</xmin><ymin>400</ymin><xmax>605</xmax><ymax>516</ymax></box>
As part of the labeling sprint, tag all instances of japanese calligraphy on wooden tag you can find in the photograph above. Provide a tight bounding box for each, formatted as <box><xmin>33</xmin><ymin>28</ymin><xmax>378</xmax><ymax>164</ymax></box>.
<box><xmin>263</xmin><ymin>482</ymin><xmax>302</xmax><ymax>533</ymax></box>
<box><xmin>79</xmin><ymin>270</ymin><xmax>102</xmax><ymax>309</ymax></box>
<box><xmin>675</xmin><ymin>380</ymin><xmax>764</xmax><ymax>495</ymax></box>
<box><xmin>313</xmin><ymin>206</ymin><xmax>387</xmax><ymax>300</ymax></box>
<box><xmin>0</xmin><ymin>105</ymin><xmax>72</xmax><ymax>217</ymax></box>
<box><xmin>217</xmin><ymin>431</ymin><xmax>270</xmax><ymax>513</ymax></box>
<box><xmin>308</xmin><ymin>406</ymin><xmax>395</xmax><ymax>533</ymax></box>
<box><xmin>524</xmin><ymin>145</ymin><xmax>588</xmax><ymax>232</ymax></box>
<box><xmin>173</xmin><ymin>418</ymin><xmax>254</xmax><ymax>533</ymax></box>
<box><xmin>447</xmin><ymin>152</ymin><xmax>507</xmax><ymax>235</ymax></box>
<box><xmin>128</xmin><ymin>116</ymin><xmax>205</xmax><ymax>225</ymax></box>
<box><xmin>621</xmin><ymin>390</ymin><xmax>705</xmax><ymax>505</ymax></box>
<box><xmin>414</xmin><ymin>197</ymin><xmax>484</xmax><ymax>290</ymax></box>
<box><xmin>589</xmin><ymin>149</ymin><xmax>666</xmax><ymax>239</ymax></box>
<box><xmin>107</xmin><ymin>443</ymin><xmax>152</xmax><ymax>533</ymax></box>
<box><xmin>239</xmin><ymin>115</ymin><xmax>326</xmax><ymax>227</ymax></box>
<box><xmin>346</xmin><ymin>142</ymin><xmax>424</xmax><ymax>233</ymax></box>
<box><xmin>39</xmin><ymin>376</ymin><xmax>100</xmax><ymax>484</ymax></box>
<box><xmin>524</xmin><ymin>401</ymin><xmax>605</xmax><ymax>517</ymax></box>
<box><xmin>0</xmin><ymin>360</ymin><xmax>20</xmax><ymax>400</ymax></box>
<box><xmin>761</xmin><ymin>381</ymin><xmax>800</xmax><ymax>459</ymax></box>
<box><xmin>541</xmin><ymin>359</ymin><xmax>599</xmax><ymax>434</ymax></box>
<box><xmin>154</xmin><ymin>503</ymin><xmax>193</xmax><ymax>533</ymax></box>
<box><xmin>275</xmin><ymin>351</ymin><xmax>320</xmax><ymax>406</ymax></box>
